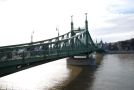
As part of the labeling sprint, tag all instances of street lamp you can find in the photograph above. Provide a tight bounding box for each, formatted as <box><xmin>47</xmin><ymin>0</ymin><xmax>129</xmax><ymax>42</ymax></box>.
<box><xmin>31</xmin><ymin>30</ymin><xmax>34</xmax><ymax>43</ymax></box>
<box><xmin>56</xmin><ymin>27</ymin><xmax>59</xmax><ymax>57</ymax></box>
<box><xmin>56</xmin><ymin>27</ymin><xmax>59</xmax><ymax>38</ymax></box>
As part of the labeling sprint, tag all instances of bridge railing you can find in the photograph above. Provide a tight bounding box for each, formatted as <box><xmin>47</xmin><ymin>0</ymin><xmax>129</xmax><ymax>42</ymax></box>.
<box><xmin>0</xmin><ymin>47</ymin><xmax>90</xmax><ymax>63</ymax></box>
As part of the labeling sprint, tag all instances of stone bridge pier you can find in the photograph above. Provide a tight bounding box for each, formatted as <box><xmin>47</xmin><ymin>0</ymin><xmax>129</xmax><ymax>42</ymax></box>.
<box><xmin>67</xmin><ymin>53</ymin><xmax>96</xmax><ymax>66</ymax></box>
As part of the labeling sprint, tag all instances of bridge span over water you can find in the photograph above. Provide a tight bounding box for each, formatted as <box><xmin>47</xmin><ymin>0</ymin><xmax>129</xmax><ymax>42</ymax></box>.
<box><xmin>0</xmin><ymin>14</ymin><xmax>99</xmax><ymax>77</ymax></box>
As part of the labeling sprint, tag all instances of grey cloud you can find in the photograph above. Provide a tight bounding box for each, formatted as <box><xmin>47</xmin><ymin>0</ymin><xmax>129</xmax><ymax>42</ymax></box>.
<box><xmin>92</xmin><ymin>14</ymin><xmax>134</xmax><ymax>42</ymax></box>
<box><xmin>94</xmin><ymin>14</ymin><xmax>134</xmax><ymax>35</ymax></box>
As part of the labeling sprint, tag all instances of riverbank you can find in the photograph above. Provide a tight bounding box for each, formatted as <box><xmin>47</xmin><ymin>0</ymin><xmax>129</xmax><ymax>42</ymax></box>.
<box><xmin>106</xmin><ymin>51</ymin><xmax>134</xmax><ymax>54</ymax></box>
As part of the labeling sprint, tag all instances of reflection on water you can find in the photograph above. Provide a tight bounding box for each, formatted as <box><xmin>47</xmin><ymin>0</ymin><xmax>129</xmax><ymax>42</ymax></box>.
<box><xmin>62</xmin><ymin>66</ymin><xmax>96</xmax><ymax>90</ymax></box>
<box><xmin>0</xmin><ymin>59</ymin><xmax>71</xmax><ymax>90</ymax></box>
<box><xmin>0</xmin><ymin>54</ymin><xmax>134</xmax><ymax>90</ymax></box>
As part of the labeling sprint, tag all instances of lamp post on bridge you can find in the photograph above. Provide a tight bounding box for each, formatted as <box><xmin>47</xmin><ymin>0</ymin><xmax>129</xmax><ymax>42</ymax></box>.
<box><xmin>31</xmin><ymin>30</ymin><xmax>34</xmax><ymax>43</ymax></box>
<box><xmin>56</xmin><ymin>27</ymin><xmax>60</xmax><ymax>57</ymax></box>
<box><xmin>56</xmin><ymin>27</ymin><xmax>59</xmax><ymax>40</ymax></box>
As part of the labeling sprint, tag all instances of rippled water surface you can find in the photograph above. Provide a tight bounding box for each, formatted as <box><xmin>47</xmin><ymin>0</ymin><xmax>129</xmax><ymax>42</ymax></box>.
<box><xmin>0</xmin><ymin>54</ymin><xmax>134</xmax><ymax>90</ymax></box>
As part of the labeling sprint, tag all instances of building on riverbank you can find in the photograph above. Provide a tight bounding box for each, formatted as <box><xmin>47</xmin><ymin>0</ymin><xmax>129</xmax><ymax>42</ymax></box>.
<box><xmin>107</xmin><ymin>38</ymin><xmax>134</xmax><ymax>51</ymax></box>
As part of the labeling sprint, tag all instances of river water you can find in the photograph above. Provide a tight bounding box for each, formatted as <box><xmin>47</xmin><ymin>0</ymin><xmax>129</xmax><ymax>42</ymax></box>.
<box><xmin>0</xmin><ymin>54</ymin><xmax>134</xmax><ymax>90</ymax></box>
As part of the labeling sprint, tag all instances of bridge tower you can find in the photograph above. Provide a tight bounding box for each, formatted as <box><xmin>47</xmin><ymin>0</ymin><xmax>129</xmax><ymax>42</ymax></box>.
<box><xmin>85</xmin><ymin>13</ymin><xmax>89</xmax><ymax>58</ymax></box>
<box><xmin>85</xmin><ymin>13</ymin><xmax>88</xmax><ymax>31</ymax></box>
<box><xmin>70</xmin><ymin>15</ymin><xmax>75</xmax><ymax>50</ymax></box>
<box><xmin>71</xmin><ymin>15</ymin><xmax>74</xmax><ymax>31</ymax></box>
<box><xmin>85</xmin><ymin>13</ymin><xmax>88</xmax><ymax>50</ymax></box>
<box><xmin>67</xmin><ymin>14</ymin><xmax>96</xmax><ymax>66</ymax></box>
<box><xmin>70</xmin><ymin>15</ymin><xmax>75</xmax><ymax>37</ymax></box>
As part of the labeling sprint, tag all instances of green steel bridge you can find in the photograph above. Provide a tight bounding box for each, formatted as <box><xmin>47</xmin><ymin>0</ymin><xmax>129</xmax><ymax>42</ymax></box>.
<box><xmin>0</xmin><ymin>14</ymin><xmax>99</xmax><ymax>76</ymax></box>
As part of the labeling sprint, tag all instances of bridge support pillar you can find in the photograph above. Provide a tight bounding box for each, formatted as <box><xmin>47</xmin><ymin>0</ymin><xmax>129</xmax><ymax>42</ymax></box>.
<box><xmin>66</xmin><ymin>54</ymin><xmax>96</xmax><ymax>66</ymax></box>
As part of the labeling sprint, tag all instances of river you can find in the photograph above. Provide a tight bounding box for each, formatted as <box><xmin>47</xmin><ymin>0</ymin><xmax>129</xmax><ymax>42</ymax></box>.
<box><xmin>0</xmin><ymin>54</ymin><xmax>134</xmax><ymax>90</ymax></box>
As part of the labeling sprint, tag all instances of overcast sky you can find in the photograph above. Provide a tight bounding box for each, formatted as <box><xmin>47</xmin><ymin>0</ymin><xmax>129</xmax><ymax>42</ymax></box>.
<box><xmin>0</xmin><ymin>0</ymin><xmax>134</xmax><ymax>46</ymax></box>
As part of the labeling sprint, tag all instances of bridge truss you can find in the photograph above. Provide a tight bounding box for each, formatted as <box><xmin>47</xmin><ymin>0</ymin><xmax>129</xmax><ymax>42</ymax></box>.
<box><xmin>0</xmin><ymin>14</ymin><xmax>97</xmax><ymax>73</ymax></box>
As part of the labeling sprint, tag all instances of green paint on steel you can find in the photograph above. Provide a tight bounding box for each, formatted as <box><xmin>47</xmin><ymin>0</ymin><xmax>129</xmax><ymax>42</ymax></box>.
<box><xmin>0</xmin><ymin>29</ymin><xmax>98</xmax><ymax>68</ymax></box>
<box><xmin>0</xmin><ymin>15</ymin><xmax>100</xmax><ymax>68</ymax></box>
